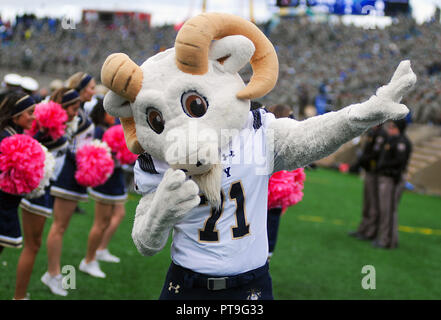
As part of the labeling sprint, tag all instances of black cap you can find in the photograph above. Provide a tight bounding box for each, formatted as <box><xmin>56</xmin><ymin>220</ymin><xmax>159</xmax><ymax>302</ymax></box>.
<box><xmin>62</xmin><ymin>89</ymin><xmax>80</xmax><ymax>107</ymax></box>
<box><xmin>392</xmin><ymin>119</ymin><xmax>407</xmax><ymax>134</ymax></box>
<box><xmin>13</xmin><ymin>95</ymin><xmax>36</xmax><ymax>116</ymax></box>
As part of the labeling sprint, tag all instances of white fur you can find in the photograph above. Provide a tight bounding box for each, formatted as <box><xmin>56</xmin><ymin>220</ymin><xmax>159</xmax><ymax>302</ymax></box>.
<box><xmin>208</xmin><ymin>35</ymin><xmax>255</xmax><ymax>74</ymax></box>
<box><xmin>108</xmin><ymin>33</ymin><xmax>416</xmax><ymax>258</ymax></box>
<box><xmin>103</xmin><ymin>91</ymin><xmax>132</xmax><ymax>118</ymax></box>
<box><xmin>115</xmin><ymin>38</ymin><xmax>257</xmax><ymax>256</ymax></box>
<box><xmin>270</xmin><ymin>60</ymin><xmax>416</xmax><ymax>171</ymax></box>
<box><xmin>132</xmin><ymin>48</ymin><xmax>250</xmax><ymax>164</ymax></box>
<box><xmin>132</xmin><ymin>169</ymin><xmax>200</xmax><ymax>256</ymax></box>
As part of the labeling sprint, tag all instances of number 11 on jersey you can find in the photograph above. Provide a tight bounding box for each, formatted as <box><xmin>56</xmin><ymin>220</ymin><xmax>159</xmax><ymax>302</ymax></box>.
<box><xmin>198</xmin><ymin>181</ymin><xmax>250</xmax><ymax>242</ymax></box>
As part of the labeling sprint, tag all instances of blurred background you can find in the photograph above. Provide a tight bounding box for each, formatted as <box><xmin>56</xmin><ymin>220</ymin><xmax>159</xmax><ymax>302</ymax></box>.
<box><xmin>1</xmin><ymin>0</ymin><xmax>441</xmax><ymax>300</ymax></box>
<box><xmin>1</xmin><ymin>0</ymin><xmax>440</xmax><ymax>195</ymax></box>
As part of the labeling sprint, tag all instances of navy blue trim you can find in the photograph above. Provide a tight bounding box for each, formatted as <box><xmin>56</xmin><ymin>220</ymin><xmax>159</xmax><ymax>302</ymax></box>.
<box><xmin>13</xmin><ymin>95</ymin><xmax>35</xmax><ymax>116</ymax></box>
<box><xmin>0</xmin><ymin>238</ymin><xmax>22</xmax><ymax>248</ymax></box>
<box><xmin>76</xmin><ymin>74</ymin><xmax>92</xmax><ymax>92</ymax></box>
<box><xmin>251</xmin><ymin>109</ymin><xmax>263</xmax><ymax>130</ymax></box>
<box><xmin>62</xmin><ymin>89</ymin><xmax>80</xmax><ymax>106</ymax></box>
<box><xmin>138</xmin><ymin>153</ymin><xmax>159</xmax><ymax>174</ymax></box>
<box><xmin>0</xmin><ymin>124</ymin><xmax>23</xmax><ymax>143</ymax></box>
<box><xmin>74</xmin><ymin>108</ymin><xmax>93</xmax><ymax>136</ymax></box>
<box><xmin>42</xmin><ymin>136</ymin><xmax>68</xmax><ymax>151</ymax></box>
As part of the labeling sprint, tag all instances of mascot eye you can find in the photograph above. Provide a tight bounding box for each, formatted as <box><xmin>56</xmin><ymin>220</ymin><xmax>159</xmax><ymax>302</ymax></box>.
<box><xmin>181</xmin><ymin>91</ymin><xmax>209</xmax><ymax>118</ymax></box>
<box><xmin>146</xmin><ymin>107</ymin><xmax>165</xmax><ymax>134</ymax></box>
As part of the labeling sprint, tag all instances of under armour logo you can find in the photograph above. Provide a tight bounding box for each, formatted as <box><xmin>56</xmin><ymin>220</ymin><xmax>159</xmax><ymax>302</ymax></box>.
<box><xmin>168</xmin><ymin>282</ymin><xmax>180</xmax><ymax>294</ymax></box>
<box><xmin>222</xmin><ymin>150</ymin><xmax>235</xmax><ymax>161</ymax></box>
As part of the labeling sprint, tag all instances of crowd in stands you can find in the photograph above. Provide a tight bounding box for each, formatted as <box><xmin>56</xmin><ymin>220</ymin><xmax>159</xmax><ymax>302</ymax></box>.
<box><xmin>1</xmin><ymin>11</ymin><xmax>440</xmax><ymax>124</ymax></box>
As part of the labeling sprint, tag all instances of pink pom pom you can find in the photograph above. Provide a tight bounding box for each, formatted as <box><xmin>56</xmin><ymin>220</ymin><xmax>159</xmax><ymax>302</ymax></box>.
<box><xmin>102</xmin><ymin>125</ymin><xmax>138</xmax><ymax>165</ymax></box>
<box><xmin>268</xmin><ymin>168</ymin><xmax>306</xmax><ymax>210</ymax></box>
<box><xmin>26</xmin><ymin>101</ymin><xmax>68</xmax><ymax>140</ymax></box>
<box><xmin>339</xmin><ymin>163</ymin><xmax>349</xmax><ymax>173</ymax></box>
<box><xmin>75</xmin><ymin>143</ymin><xmax>114</xmax><ymax>187</ymax></box>
<box><xmin>0</xmin><ymin>134</ymin><xmax>45</xmax><ymax>194</ymax></box>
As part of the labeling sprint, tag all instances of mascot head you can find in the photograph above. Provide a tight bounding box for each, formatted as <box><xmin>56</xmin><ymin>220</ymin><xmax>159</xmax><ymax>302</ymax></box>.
<box><xmin>101</xmin><ymin>12</ymin><xmax>278</xmax><ymax>206</ymax></box>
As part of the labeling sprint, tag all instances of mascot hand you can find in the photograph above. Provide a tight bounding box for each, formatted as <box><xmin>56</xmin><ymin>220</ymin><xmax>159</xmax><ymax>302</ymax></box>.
<box><xmin>132</xmin><ymin>169</ymin><xmax>200</xmax><ymax>256</ymax></box>
<box><xmin>348</xmin><ymin>60</ymin><xmax>416</xmax><ymax>126</ymax></box>
<box><xmin>149</xmin><ymin>168</ymin><xmax>201</xmax><ymax>225</ymax></box>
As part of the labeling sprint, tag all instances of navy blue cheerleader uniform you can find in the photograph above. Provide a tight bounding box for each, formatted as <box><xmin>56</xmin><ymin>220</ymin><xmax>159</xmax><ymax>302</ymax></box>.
<box><xmin>50</xmin><ymin>105</ymin><xmax>95</xmax><ymax>202</ymax></box>
<box><xmin>88</xmin><ymin>125</ymin><xmax>127</xmax><ymax>204</ymax></box>
<box><xmin>267</xmin><ymin>207</ymin><xmax>282</xmax><ymax>258</ymax></box>
<box><xmin>0</xmin><ymin>124</ymin><xmax>25</xmax><ymax>248</ymax></box>
<box><xmin>19</xmin><ymin>134</ymin><xmax>69</xmax><ymax>218</ymax></box>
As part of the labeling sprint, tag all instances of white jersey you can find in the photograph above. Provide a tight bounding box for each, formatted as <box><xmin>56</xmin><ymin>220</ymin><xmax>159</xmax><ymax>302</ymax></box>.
<box><xmin>134</xmin><ymin>109</ymin><xmax>276</xmax><ymax>276</ymax></box>
<box><xmin>68</xmin><ymin>107</ymin><xmax>95</xmax><ymax>155</ymax></box>
<box><xmin>48</xmin><ymin>139</ymin><xmax>69</xmax><ymax>181</ymax></box>
<box><xmin>33</xmin><ymin>132</ymin><xmax>70</xmax><ymax>182</ymax></box>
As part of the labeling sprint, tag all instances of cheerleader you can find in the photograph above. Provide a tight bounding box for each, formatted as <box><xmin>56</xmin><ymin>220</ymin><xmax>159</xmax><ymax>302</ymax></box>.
<box><xmin>79</xmin><ymin>100</ymin><xmax>127</xmax><ymax>278</ymax></box>
<box><xmin>67</xmin><ymin>72</ymin><xmax>96</xmax><ymax>103</ymax></box>
<box><xmin>0</xmin><ymin>91</ymin><xmax>36</xmax><ymax>253</ymax></box>
<box><xmin>43</xmin><ymin>73</ymin><xmax>95</xmax><ymax>296</ymax></box>
<box><xmin>14</xmin><ymin>89</ymin><xmax>80</xmax><ymax>300</ymax></box>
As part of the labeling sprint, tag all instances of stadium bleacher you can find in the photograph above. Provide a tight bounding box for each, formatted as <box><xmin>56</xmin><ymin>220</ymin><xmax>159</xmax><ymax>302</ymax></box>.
<box><xmin>1</xmin><ymin>10</ymin><xmax>440</xmax><ymax>194</ymax></box>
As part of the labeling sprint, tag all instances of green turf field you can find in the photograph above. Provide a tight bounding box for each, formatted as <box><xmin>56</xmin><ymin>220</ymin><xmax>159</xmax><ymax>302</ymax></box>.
<box><xmin>1</xmin><ymin>168</ymin><xmax>440</xmax><ymax>300</ymax></box>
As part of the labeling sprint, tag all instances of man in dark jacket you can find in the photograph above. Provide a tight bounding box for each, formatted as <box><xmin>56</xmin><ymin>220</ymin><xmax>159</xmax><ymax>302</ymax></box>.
<box><xmin>373</xmin><ymin>119</ymin><xmax>412</xmax><ymax>249</ymax></box>
<box><xmin>349</xmin><ymin>125</ymin><xmax>386</xmax><ymax>240</ymax></box>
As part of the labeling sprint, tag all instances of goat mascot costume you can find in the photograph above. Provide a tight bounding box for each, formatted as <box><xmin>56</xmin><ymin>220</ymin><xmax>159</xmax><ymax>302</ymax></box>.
<box><xmin>101</xmin><ymin>13</ymin><xmax>416</xmax><ymax>299</ymax></box>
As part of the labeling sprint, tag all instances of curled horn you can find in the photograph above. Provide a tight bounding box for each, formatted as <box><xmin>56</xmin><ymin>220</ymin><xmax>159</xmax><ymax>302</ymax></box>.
<box><xmin>175</xmin><ymin>12</ymin><xmax>279</xmax><ymax>100</ymax></box>
<box><xmin>120</xmin><ymin>117</ymin><xmax>144</xmax><ymax>155</ymax></box>
<box><xmin>101</xmin><ymin>53</ymin><xmax>144</xmax><ymax>154</ymax></box>
<box><xmin>101</xmin><ymin>53</ymin><xmax>143</xmax><ymax>102</ymax></box>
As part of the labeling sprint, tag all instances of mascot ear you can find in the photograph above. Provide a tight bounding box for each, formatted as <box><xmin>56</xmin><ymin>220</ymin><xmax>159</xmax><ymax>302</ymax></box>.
<box><xmin>101</xmin><ymin>53</ymin><xmax>144</xmax><ymax>154</ymax></box>
<box><xmin>208</xmin><ymin>35</ymin><xmax>255</xmax><ymax>74</ymax></box>
<box><xmin>103</xmin><ymin>91</ymin><xmax>133</xmax><ymax>118</ymax></box>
